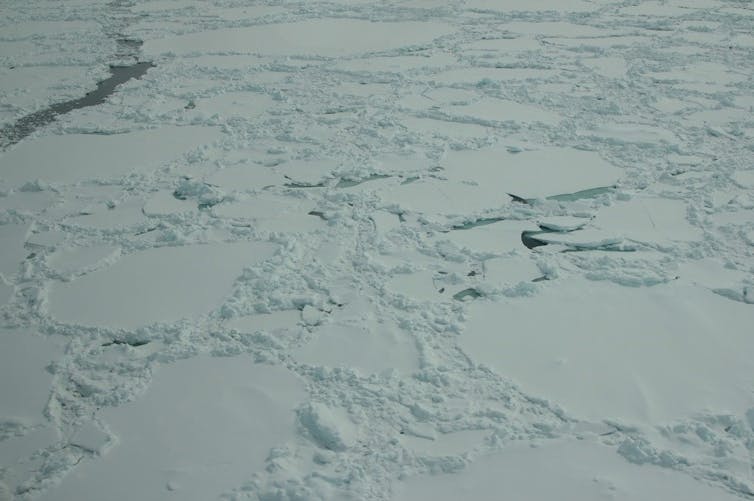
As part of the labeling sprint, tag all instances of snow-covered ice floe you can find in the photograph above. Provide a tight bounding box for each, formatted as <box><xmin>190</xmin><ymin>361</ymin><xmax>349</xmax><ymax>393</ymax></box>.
<box><xmin>1</xmin><ymin>0</ymin><xmax>754</xmax><ymax>499</ymax></box>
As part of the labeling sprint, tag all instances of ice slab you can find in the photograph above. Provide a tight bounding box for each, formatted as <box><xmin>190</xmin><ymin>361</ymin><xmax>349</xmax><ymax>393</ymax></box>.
<box><xmin>732</xmin><ymin>170</ymin><xmax>754</xmax><ymax>188</ymax></box>
<box><xmin>48</xmin><ymin>245</ymin><xmax>120</xmax><ymax>275</ymax></box>
<box><xmin>143</xmin><ymin>191</ymin><xmax>196</xmax><ymax>216</ymax></box>
<box><xmin>386</xmin><ymin>271</ymin><xmax>448</xmax><ymax>302</ymax></box>
<box><xmin>0</xmin><ymin>281</ymin><xmax>10</xmax><ymax>306</ymax></box>
<box><xmin>213</xmin><ymin>195</ymin><xmax>324</xmax><ymax>232</ymax></box>
<box><xmin>379</xmin><ymin>178</ymin><xmax>510</xmax><ymax>216</ymax></box>
<box><xmin>594</xmin><ymin>197</ymin><xmax>702</xmax><ymax>245</ymax></box>
<box><xmin>461</xmin><ymin>279</ymin><xmax>754</xmax><ymax>424</ymax></box>
<box><xmin>582</xmin><ymin>56</ymin><xmax>629</xmax><ymax>79</ymax></box>
<box><xmin>579</xmin><ymin>123</ymin><xmax>678</xmax><ymax>145</ymax></box>
<box><xmin>483</xmin><ymin>256</ymin><xmax>541</xmax><ymax>285</ymax></box>
<box><xmin>463</xmin><ymin>37</ymin><xmax>541</xmax><ymax>53</ymax></box>
<box><xmin>431</xmin><ymin>67</ymin><xmax>556</xmax><ymax>85</ymax></box>
<box><xmin>39</xmin><ymin>356</ymin><xmax>306</xmax><ymax>501</ymax></box>
<box><xmin>446</xmin><ymin>98</ymin><xmax>561</xmax><ymax>125</ymax></box>
<box><xmin>144</xmin><ymin>20</ymin><xmax>453</xmax><ymax>57</ymax></box>
<box><xmin>205</xmin><ymin>164</ymin><xmax>284</xmax><ymax>191</ymax></box>
<box><xmin>432</xmin><ymin>220</ymin><xmax>525</xmax><ymax>255</ymax></box>
<box><xmin>192</xmin><ymin>91</ymin><xmax>276</xmax><ymax>120</ymax></box>
<box><xmin>0</xmin><ymin>426</ymin><xmax>58</xmax><ymax>496</ymax></box>
<box><xmin>527</xmin><ymin>229</ymin><xmax>624</xmax><ymax>250</ymax></box>
<box><xmin>401</xmin><ymin>117</ymin><xmax>490</xmax><ymax>139</ymax></box>
<box><xmin>440</xmin><ymin>147</ymin><xmax>621</xmax><ymax>200</ymax></box>
<box><xmin>65</xmin><ymin>199</ymin><xmax>147</xmax><ymax>229</ymax></box>
<box><xmin>332</xmin><ymin>53</ymin><xmax>457</xmax><ymax>74</ymax></box>
<box><xmin>277</xmin><ymin>159</ymin><xmax>337</xmax><ymax>187</ymax></box>
<box><xmin>0</xmin><ymin>191</ymin><xmax>57</xmax><ymax>214</ymax></box>
<box><xmin>401</xmin><ymin>429</ymin><xmax>488</xmax><ymax>457</ymax></box>
<box><xmin>295</xmin><ymin>320</ymin><xmax>419</xmax><ymax>374</ymax></box>
<box><xmin>0</xmin><ymin>65</ymin><xmax>91</xmax><ymax>116</ymax></box>
<box><xmin>0</xmin><ymin>126</ymin><xmax>221</xmax><ymax>186</ymax></box>
<box><xmin>0</xmin><ymin>328</ymin><xmax>64</xmax><ymax>425</ymax></box>
<box><xmin>48</xmin><ymin>241</ymin><xmax>276</xmax><ymax>329</ymax></box>
<box><xmin>676</xmin><ymin>258</ymin><xmax>748</xmax><ymax>290</ymax></box>
<box><xmin>25</xmin><ymin>230</ymin><xmax>66</xmax><ymax>250</ymax></box>
<box><xmin>466</xmin><ymin>0</ymin><xmax>595</xmax><ymax>12</ymax></box>
<box><xmin>0</xmin><ymin>223</ymin><xmax>30</xmax><ymax>279</ymax></box>
<box><xmin>226</xmin><ymin>310</ymin><xmax>301</xmax><ymax>333</ymax></box>
<box><xmin>394</xmin><ymin>438</ymin><xmax>742</xmax><ymax>501</ymax></box>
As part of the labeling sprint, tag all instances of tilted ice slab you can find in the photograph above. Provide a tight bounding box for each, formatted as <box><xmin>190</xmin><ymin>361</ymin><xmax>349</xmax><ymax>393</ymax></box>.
<box><xmin>527</xmin><ymin>229</ymin><xmax>624</xmax><ymax>250</ymax></box>
<box><xmin>144</xmin><ymin>19</ymin><xmax>453</xmax><ymax>57</ymax></box>
<box><xmin>440</xmin><ymin>146</ymin><xmax>621</xmax><ymax>200</ymax></box>
<box><xmin>0</xmin><ymin>328</ymin><xmax>64</xmax><ymax>427</ymax></box>
<box><xmin>39</xmin><ymin>356</ymin><xmax>306</xmax><ymax>501</ymax></box>
<box><xmin>0</xmin><ymin>126</ymin><xmax>221</xmax><ymax>186</ymax></box>
<box><xmin>394</xmin><ymin>438</ymin><xmax>742</xmax><ymax>501</ymax></box>
<box><xmin>48</xmin><ymin>241</ymin><xmax>276</xmax><ymax>329</ymax></box>
<box><xmin>461</xmin><ymin>279</ymin><xmax>754</xmax><ymax>424</ymax></box>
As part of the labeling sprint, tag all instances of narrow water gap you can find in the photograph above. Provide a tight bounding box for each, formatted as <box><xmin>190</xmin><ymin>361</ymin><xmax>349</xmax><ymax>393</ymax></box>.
<box><xmin>1</xmin><ymin>61</ymin><xmax>154</xmax><ymax>149</ymax></box>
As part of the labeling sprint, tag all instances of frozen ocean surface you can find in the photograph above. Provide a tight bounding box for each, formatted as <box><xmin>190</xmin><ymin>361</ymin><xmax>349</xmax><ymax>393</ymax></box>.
<box><xmin>0</xmin><ymin>0</ymin><xmax>753</xmax><ymax>499</ymax></box>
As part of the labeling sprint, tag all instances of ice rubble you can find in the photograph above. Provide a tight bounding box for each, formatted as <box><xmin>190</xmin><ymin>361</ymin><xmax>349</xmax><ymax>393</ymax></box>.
<box><xmin>1</xmin><ymin>0</ymin><xmax>754</xmax><ymax>499</ymax></box>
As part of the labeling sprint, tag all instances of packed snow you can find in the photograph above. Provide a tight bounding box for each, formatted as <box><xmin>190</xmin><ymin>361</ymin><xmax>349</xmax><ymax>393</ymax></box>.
<box><xmin>1</xmin><ymin>0</ymin><xmax>753</xmax><ymax>499</ymax></box>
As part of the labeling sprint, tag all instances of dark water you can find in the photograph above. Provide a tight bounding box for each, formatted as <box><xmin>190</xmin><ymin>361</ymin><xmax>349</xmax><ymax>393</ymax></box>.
<box><xmin>1</xmin><ymin>61</ymin><xmax>154</xmax><ymax>148</ymax></box>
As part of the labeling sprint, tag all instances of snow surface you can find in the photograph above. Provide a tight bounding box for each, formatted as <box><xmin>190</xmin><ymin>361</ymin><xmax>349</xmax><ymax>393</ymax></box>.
<box><xmin>1</xmin><ymin>0</ymin><xmax>754</xmax><ymax>499</ymax></box>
